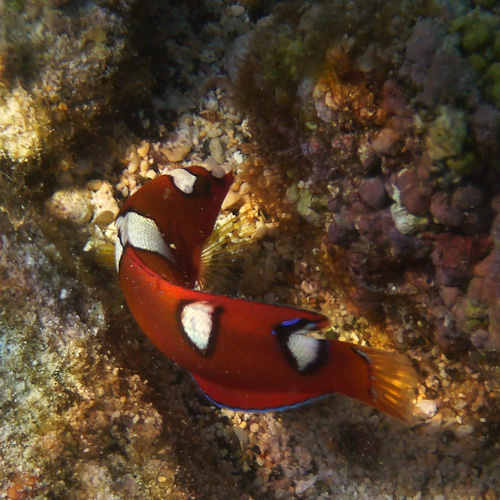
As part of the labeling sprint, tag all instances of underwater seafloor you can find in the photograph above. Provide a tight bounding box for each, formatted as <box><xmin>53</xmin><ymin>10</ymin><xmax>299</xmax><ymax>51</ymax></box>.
<box><xmin>1</xmin><ymin>0</ymin><xmax>500</xmax><ymax>498</ymax></box>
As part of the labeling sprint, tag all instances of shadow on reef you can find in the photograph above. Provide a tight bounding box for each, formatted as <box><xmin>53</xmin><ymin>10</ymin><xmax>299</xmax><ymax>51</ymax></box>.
<box><xmin>275</xmin><ymin>396</ymin><xmax>496</xmax><ymax>497</ymax></box>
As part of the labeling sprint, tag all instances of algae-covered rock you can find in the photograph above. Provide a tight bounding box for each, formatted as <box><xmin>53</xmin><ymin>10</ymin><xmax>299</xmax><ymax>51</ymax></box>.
<box><xmin>451</xmin><ymin>8</ymin><xmax>497</xmax><ymax>53</ymax></box>
<box><xmin>462</xmin><ymin>14</ymin><xmax>495</xmax><ymax>52</ymax></box>
<box><xmin>297</xmin><ymin>186</ymin><xmax>324</xmax><ymax>227</ymax></box>
<box><xmin>426</xmin><ymin>106</ymin><xmax>467</xmax><ymax>160</ymax></box>
<box><xmin>0</xmin><ymin>88</ymin><xmax>50</xmax><ymax>163</ymax></box>
<box><xmin>450</xmin><ymin>6</ymin><xmax>500</xmax><ymax>106</ymax></box>
<box><xmin>446</xmin><ymin>151</ymin><xmax>479</xmax><ymax>176</ymax></box>
<box><xmin>0</xmin><ymin>1</ymin><xmax>137</xmax><ymax>176</ymax></box>
<box><xmin>0</xmin><ymin>174</ymin><xmax>253</xmax><ymax>500</ymax></box>
<box><xmin>46</xmin><ymin>188</ymin><xmax>93</xmax><ymax>227</ymax></box>
<box><xmin>390</xmin><ymin>202</ymin><xmax>429</xmax><ymax>235</ymax></box>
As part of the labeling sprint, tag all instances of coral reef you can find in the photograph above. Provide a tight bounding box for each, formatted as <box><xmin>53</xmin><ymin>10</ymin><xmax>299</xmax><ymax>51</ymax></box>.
<box><xmin>233</xmin><ymin>0</ymin><xmax>500</xmax><ymax>361</ymax></box>
<box><xmin>0</xmin><ymin>0</ymin><xmax>141</xmax><ymax>178</ymax></box>
<box><xmin>450</xmin><ymin>6</ymin><xmax>500</xmax><ymax>106</ymax></box>
<box><xmin>1</xmin><ymin>0</ymin><xmax>500</xmax><ymax>499</ymax></box>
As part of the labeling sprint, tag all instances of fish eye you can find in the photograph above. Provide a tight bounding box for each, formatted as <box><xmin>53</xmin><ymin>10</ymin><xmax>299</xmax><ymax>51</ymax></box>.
<box><xmin>192</xmin><ymin>173</ymin><xmax>211</xmax><ymax>196</ymax></box>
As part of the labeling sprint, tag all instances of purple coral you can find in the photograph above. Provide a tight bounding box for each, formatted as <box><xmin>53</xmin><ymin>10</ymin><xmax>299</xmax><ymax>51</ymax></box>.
<box><xmin>359</xmin><ymin>177</ymin><xmax>387</xmax><ymax>209</ymax></box>
<box><xmin>400</xmin><ymin>18</ymin><xmax>475</xmax><ymax>106</ymax></box>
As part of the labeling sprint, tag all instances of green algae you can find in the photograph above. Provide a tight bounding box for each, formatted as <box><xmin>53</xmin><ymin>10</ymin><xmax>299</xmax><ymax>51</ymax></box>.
<box><xmin>468</xmin><ymin>53</ymin><xmax>488</xmax><ymax>71</ymax></box>
<box><xmin>462</xmin><ymin>18</ymin><xmax>495</xmax><ymax>53</ymax></box>
<box><xmin>426</xmin><ymin>107</ymin><xmax>467</xmax><ymax>161</ymax></box>
<box><xmin>494</xmin><ymin>31</ymin><xmax>500</xmax><ymax>58</ymax></box>
<box><xmin>286</xmin><ymin>183</ymin><xmax>326</xmax><ymax>226</ymax></box>
<box><xmin>446</xmin><ymin>151</ymin><xmax>479</xmax><ymax>177</ymax></box>
<box><xmin>485</xmin><ymin>62</ymin><xmax>500</xmax><ymax>83</ymax></box>
<box><xmin>463</xmin><ymin>299</ymin><xmax>489</xmax><ymax>334</ymax></box>
<box><xmin>450</xmin><ymin>6</ymin><xmax>500</xmax><ymax>106</ymax></box>
<box><xmin>451</xmin><ymin>8</ymin><xmax>497</xmax><ymax>52</ymax></box>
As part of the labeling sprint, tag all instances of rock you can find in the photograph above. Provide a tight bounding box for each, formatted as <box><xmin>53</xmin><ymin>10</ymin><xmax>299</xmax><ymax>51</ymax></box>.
<box><xmin>417</xmin><ymin>42</ymin><xmax>473</xmax><ymax>107</ymax></box>
<box><xmin>297</xmin><ymin>187</ymin><xmax>324</xmax><ymax>226</ymax></box>
<box><xmin>429</xmin><ymin>192</ymin><xmax>463</xmax><ymax>227</ymax></box>
<box><xmin>295</xmin><ymin>476</ymin><xmax>317</xmax><ymax>495</ymax></box>
<box><xmin>163</xmin><ymin>128</ymin><xmax>193</xmax><ymax>162</ymax></box>
<box><xmin>471</xmin><ymin>329</ymin><xmax>490</xmax><ymax>350</ymax></box>
<box><xmin>492</xmin><ymin>213</ymin><xmax>500</xmax><ymax>245</ymax></box>
<box><xmin>435</xmin><ymin>321</ymin><xmax>462</xmax><ymax>349</ymax></box>
<box><xmin>431</xmin><ymin>234</ymin><xmax>476</xmax><ymax>286</ymax></box>
<box><xmin>356</xmin><ymin>208</ymin><xmax>393</xmax><ymax>236</ymax></box>
<box><xmin>360</xmin><ymin>178</ymin><xmax>387</xmax><ymax>209</ymax></box>
<box><xmin>0</xmin><ymin>2</ymin><xmax>135</xmax><ymax>176</ymax></box>
<box><xmin>400</xmin><ymin>17</ymin><xmax>473</xmax><ymax>106</ymax></box>
<box><xmin>389</xmin><ymin>227</ymin><xmax>421</xmax><ymax>258</ymax></box>
<box><xmin>372</xmin><ymin>127</ymin><xmax>401</xmax><ymax>156</ymax></box>
<box><xmin>440</xmin><ymin>287</ymin><xmax>461</xmax><ymax>308</ymax></box>
<box><xmin>327</xmin><ymin>220</ymin><xmax>348</xmax><ymax>244</ymax></box>
<box><xmin>382</xmin><ymin>80</ymin><xmax>413</xmax><ymax>118</ymax></box>
<box><xmin>357</xmin><ymin>142</ymin><xmax>381</xmax><ymax>174</ymax></box>
<box><xmin>338</xmin><ymin>205</ymin><xmax>360</xmax><ymax>232</ymax></box>
<box><xmin>232</xmin><ymin>426</ymin><xmax>249</xmax><ymax>450</ymax></box>
<box><xmin>400</xmin><ymin>19</ymin><xmax>445</xmax><ymax>87</ymax></box>
<box><xmin>404</xmin><ymin>265</ymin><xmax>435</xmax><ymax>291</ymax></box>
<box><xmin>46</xmin><ymin>188</ymin><xmax>93</xmax><ymax>227</ymax></box>
<box><xmin>230</xmin><ymin>5</ymin><xmax>245</xmax><ymax>16</ymax></box>
<box><xmin>400</xmin><ymin>185</ymin><xmax>432</xmax><ymax>216</ymax></box>
<box><xmin>209</xmin><ymin>137</ymin><xmax>225</xmax><ymax>164</ymax></box>
<box><xmin>221</xmin><ymin>188</ymin><xmax>244</xmax><ymax>211</ymax></box>
<box><xmin>395</xmin><ymin>168</ymin><xmax>433</xmax><ymax>216</ymax></box>
<box><xmin>426</xmin><ymin>107</ymin><xmax>467</xmax><ymax>160</ymax></box>
<box><xmin>470</xmin><ymin>104</ymin><xmax>500</xmax><ymax>167</ymax></box>
<box><xmin>463</xmin><ymin>205</ymin><xmax>492</xmax><ymax>235</ymax></box>
<box><xmin>471</xmin><ymin>327</ymin><xmax>500</xmax><ymax>352</ymax></box>
<box><xmin>455</xmin><ymin>425</ymin><xmax>474</xmax><ymax>439</ymax></box>
<box><xmin>391</xmin><ymin>202</ymin><xmax>428</xmax><ymax>235</ymax></box>
<box><xmin>452</xmin><ymin>184</ymin><xmax>485</xmax><ymax>209</ymax></box>
<box><xmin>416</xmin><ymin>399</ymin><xmax>438</xmax><ymax>418</ymax></box>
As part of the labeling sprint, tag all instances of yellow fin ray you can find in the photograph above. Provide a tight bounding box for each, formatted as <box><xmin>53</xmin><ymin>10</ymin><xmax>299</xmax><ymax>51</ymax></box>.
<box><xmin>355</xmin><ymin>346</ymin><xmax>417</xmax><ymax>423</ymax></box>
<box><xmin>198</xmin><ymin>214</ymin><xmax>257</xmax><ymax>293</ymax></box>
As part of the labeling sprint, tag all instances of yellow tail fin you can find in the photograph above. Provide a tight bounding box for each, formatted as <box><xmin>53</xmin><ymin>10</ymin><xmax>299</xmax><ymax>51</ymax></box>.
<box><xmin>351</xmin><ymin>345</ymin><xmax>417</xmax><ymax>422</ymax></box>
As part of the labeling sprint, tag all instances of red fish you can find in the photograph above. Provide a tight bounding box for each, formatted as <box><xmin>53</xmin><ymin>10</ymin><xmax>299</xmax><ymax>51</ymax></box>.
<box><xmin>115</xmin><ymin>166</ymin><xmax>416</xmax><ymax>422</ymax></box>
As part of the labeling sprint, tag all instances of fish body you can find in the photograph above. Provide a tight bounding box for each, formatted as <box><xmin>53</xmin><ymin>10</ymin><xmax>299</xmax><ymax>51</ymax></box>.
<box><xmin>116</xmin><ymin>166</ymin><xmax>416</xmax><ymax>421</ymax></box>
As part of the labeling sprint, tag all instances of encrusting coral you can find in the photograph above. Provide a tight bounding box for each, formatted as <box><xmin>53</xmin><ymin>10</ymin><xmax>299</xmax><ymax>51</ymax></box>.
<box><xmin>232</xmin><ymin>0</ymin><xmax>500</xmax><ymax>361</ymax></box>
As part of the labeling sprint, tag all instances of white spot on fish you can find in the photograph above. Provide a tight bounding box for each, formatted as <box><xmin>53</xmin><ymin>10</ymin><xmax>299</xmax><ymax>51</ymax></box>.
<box><xmin>287</xmin><ymin>333</ymin><xmax>321</xmax><ymax>372</ymax></box>
<box><xmin>116</xmin><ymin>212</ymin><xmax>175</xmax><ymax>264</ymax></box>
<box><xmin>115</xmin><ymin>231</ymin><xmax>124</xmax><ymax>271</ymax></box>
<box><xmin>180</xmin><ymin>301</ymin><xmax>215</xmax><ymax>353</ymax></box>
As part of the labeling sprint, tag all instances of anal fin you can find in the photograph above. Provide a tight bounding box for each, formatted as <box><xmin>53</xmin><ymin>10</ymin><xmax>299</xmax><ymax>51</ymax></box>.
<box><xmin>191</xmin><ymin>373</ymin><xmax>329</xmax><ymax>412</ymax></box>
